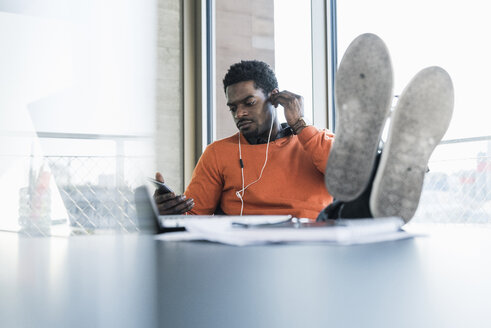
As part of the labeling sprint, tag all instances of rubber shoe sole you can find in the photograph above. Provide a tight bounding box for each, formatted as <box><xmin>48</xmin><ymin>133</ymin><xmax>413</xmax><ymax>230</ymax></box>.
<box><xmin>369</xmin><ymin>66</ymin><xmax>454</xmax><ymax>222</ymax></box>
<box><xmin>325</xmin><ymin>33</ymin><xmax>394</xmax><ymax>201</ymax></box>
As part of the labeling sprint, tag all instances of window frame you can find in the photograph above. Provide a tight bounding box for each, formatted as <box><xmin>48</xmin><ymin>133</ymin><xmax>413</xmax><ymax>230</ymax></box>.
<box><xmin>195</xmin><ymin>0</ymin><xmax>336</xmax><ymax>153</ymax></box>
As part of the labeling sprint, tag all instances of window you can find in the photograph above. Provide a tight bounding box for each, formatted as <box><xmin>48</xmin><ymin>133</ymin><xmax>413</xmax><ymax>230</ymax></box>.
<box><xmin>336</xmin><ymin>0</ymin><xmax>491</xmax><ymax>223</ymax></box>
<box><xmin>210</xmin><ymin>0</ymin><xmax>320</xmax><ymax>141</ymax></box>
<box><xmin>274</xmin><ymin>0</ymin><xmax>313</xmax><ymax>125</ymax></box>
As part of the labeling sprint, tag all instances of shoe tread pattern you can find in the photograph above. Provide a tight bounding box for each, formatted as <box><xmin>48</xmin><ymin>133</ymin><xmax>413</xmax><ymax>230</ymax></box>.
<box><xmin>325</xmin><ymin>33</ymin><xmax>393</xmax><ymax>201</ymax></box>
<box><xmin>370</xmin><ymin>67</ymin><xmax>454</xmax><ymax>222</ymax></box>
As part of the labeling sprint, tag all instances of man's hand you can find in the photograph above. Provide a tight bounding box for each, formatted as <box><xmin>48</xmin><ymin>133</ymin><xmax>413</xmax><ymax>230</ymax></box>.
<box><xmin>269</xmin><ymin>90</ymin><xmax>306</xmax><ymax>132</ymax></box>
<box><xmin>153</xmin><ymin>172</ymin><xmax>194</xmax><ymax>215</ymax></box>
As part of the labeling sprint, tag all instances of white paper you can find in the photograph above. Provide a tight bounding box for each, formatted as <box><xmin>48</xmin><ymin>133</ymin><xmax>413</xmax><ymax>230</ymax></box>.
<box><xmin>155</xmin><ymin>217</ymin><xmax>416</xmax><ymax>246</ymax></box>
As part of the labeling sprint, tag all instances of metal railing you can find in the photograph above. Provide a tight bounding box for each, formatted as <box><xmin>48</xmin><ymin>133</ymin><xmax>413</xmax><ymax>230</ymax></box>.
<box><xmin>412</xmin><ymin>136</ymin><xmax>491</xmax><ymax>223</ymax></box>
<box><xmin>16</xmin><ymin>132</ymin><xmax>153</xmax><ymax>235</ymax></box>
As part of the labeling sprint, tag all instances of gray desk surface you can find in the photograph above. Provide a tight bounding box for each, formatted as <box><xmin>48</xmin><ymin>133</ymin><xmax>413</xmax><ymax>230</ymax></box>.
<box><xmin>1</xmin><ymin>225</ymin><xmax>491</xmax><ymax>328</ymax></box>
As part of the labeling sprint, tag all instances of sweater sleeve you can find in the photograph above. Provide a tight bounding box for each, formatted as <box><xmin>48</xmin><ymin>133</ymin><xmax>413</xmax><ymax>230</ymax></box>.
<box><xmin>296</xmin><ymin>125</ymin><xmax>335</xmax><ymax>175</ymax></box>
<box><xmin>184</xmin><ymin>144</ymin><xmax>224</xmax><ymax>215</ymax></box>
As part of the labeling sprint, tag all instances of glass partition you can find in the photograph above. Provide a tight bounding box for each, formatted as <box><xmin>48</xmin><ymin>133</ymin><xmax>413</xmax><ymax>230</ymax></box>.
<box><xmin>0</xmin><ymin>1</ymin><xmax>156</xmax><ymax>235</ymax></box>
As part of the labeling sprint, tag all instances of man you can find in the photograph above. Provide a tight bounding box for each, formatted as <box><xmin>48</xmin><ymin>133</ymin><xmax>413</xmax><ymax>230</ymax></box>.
<box><xmin>154</xmin><ymin>60</ymin><xmax>334</xmax><ymax>219</ymax></box>
<box><xmin>155</xmin><ymin>34</ymin><xmax>453</xmax><ymax>223</ymax></box>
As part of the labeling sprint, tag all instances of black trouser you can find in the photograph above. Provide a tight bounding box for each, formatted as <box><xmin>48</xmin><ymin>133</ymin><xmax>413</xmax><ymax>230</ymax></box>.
<box><xmin>317</xmin><ymin>153</ymin><xmax>381</xmax><ymax>221</ymax></box>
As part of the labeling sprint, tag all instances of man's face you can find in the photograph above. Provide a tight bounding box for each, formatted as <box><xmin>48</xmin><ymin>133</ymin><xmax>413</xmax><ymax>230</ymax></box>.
<box><xmin>226</xmin><ymin>80</ymin><xmax>275</xmax><ymax>140</ymax></box>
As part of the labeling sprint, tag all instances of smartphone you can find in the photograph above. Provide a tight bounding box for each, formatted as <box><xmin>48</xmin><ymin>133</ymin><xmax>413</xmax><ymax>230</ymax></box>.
<box><xmin>147</xmin><ymin>177</ymin><xmax>174</xmax><ymax>194</ymax></box>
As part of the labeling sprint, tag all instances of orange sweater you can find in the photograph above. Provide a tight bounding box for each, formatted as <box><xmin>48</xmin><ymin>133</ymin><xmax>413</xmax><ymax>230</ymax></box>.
<box><xmin>185</xmin><ymin>126</ymin><xmax>334</xmax><ymax>219</ymax></box>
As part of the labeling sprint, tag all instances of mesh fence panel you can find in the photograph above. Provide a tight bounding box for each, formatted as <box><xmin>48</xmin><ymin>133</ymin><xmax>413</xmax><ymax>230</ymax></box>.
<box><xmin>17</xmin><ymin>141</ymin><xmax>491</xmax><ymax>235</ymax></box>
<box><xmin>18</xmin><ymin>155</ymin><xmax>151</xmax><ymax>235</ymax></box>
<box><xmin>413</xmin><ymin>154</ymin><xmax>491</xmax><ymax>223</ymax></box>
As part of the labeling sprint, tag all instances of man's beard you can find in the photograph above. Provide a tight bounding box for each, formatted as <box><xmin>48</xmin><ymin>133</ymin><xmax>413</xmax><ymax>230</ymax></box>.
<box><xmin>241</xmin><ymin>122</ymin><xmax>274</xmax><ymax>145</ymax></box>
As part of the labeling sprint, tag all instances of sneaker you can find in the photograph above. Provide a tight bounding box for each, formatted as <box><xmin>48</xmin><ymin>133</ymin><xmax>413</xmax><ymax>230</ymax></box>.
<box><xmin>325</xmin><ymin>33</ymin><xmax>394</xmax><ymax>201</ymax></box>
<box><xmin>369</xmin><ymin>66</ymin><xmax>454</xmax><ymax>222</ymax></box>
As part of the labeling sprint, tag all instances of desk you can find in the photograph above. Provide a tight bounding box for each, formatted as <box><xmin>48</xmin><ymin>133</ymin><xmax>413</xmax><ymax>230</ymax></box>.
<box><xmin>1</xmin><ymin>225</ymin><xmax>491</xmax><ymax>328</ymax></box>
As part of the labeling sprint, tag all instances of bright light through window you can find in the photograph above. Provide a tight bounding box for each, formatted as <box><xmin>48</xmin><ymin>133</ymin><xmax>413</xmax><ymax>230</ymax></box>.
<box><xmin>338</xmin><ymin>0</ymin><xmax>491</xmax><ymax>223</ymax></box>
<box><xmin>274</xmin><ymin>0</ymin><xmax>313</xmax><ymax>124</ymax></box>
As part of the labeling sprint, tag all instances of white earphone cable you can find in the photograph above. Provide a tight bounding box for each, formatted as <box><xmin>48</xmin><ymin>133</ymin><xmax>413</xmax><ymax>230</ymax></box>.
<box><xmin>236</xmin><ymin>109</ymin><xmax>276</xmax><ymax>216</ymax></box>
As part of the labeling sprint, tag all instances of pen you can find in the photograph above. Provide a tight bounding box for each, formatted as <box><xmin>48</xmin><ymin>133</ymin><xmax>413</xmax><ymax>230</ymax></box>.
<box><xmin>232</xmin><ymin>218</ymin><xmax>336</xmax><ymax>229</ymax></box>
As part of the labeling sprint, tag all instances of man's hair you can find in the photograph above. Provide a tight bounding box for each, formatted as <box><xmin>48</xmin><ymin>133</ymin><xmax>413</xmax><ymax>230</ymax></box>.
<box><xmin>223</xmin><ymin>60</ymin><xmax>278</xmax><ymax>95</ymax></box>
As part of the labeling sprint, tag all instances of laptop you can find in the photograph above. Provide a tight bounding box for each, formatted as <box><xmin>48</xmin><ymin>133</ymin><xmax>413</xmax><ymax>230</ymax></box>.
<box><xmin>133</xmin><ymin>185</ymin><xmax>292</xmax><ymax>234</ymax></box>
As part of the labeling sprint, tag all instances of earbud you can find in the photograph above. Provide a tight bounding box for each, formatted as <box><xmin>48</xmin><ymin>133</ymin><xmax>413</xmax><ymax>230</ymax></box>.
<box><xmin>269</xmin><ymin>89</ymin><xmax>279</xmax><ymax>108</ymax></box>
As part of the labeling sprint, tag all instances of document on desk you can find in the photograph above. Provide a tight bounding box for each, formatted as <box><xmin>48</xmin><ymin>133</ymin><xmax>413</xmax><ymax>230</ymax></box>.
<box><xmin>155</xmin><ymin>217</ymin><xmax>416</xmax><ymax>246</ymax></box>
